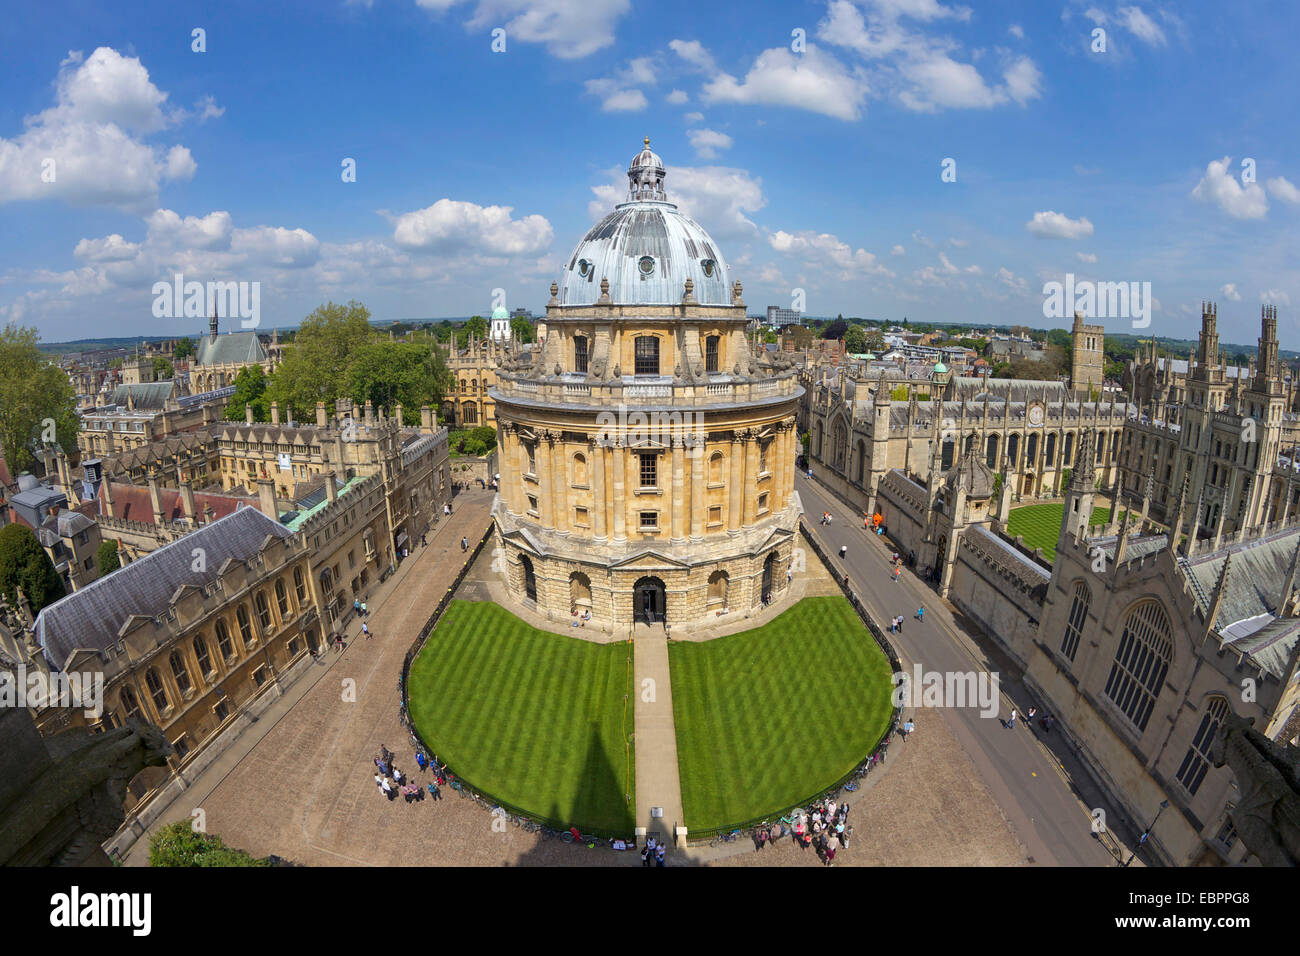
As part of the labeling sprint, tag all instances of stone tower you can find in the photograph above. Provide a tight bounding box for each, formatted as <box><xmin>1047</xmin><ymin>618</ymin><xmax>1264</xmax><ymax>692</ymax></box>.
<box><xmin>1070</xmin><ymin>311</ymin><xmax>1104</xmax><ymax>395</ymax></box>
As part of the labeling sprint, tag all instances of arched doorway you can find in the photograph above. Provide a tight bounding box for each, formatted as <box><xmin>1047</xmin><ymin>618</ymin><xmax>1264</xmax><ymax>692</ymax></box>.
<box><xmin>761</xmin><ymin>552</ymin><xmax>780</xmax><ymax>603</ymax></box>
<box><xmin>633</xmin><ymin>576</ymin><xmax>666</xmax><ymax>624</ymax></box>
<box><xmin>934</xmin><ymin>535</ymin><xmax>947</xmax><ymax>583</ymax></box>
<box><xmin>520</xmin><ymin>555</ymin><xmax>537</xmax><ymax>602</ymax></box>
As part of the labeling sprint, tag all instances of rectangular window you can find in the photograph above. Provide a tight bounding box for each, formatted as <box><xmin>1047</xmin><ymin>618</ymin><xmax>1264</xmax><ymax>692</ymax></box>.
<box><xmin>708</xmin><ymin>505</ymin><xmax>722</xmax><ymax>525</ymax></box>
<box><xmin>639</xmin><ymin>511</ymin><xmax>658</xmax><ymax>530</ymax></box>
<box><xmin>574</xmin><ymin>336</ymin><xmax>589</xmax><ymax>374</ymax></box>
<box><xmin>349</xmin><ymin>550</ymin><xmax>356</xmax><ymax>569</ymax></box>
<box><xmin>575</xmin><ymin>506</ymin><xmax>589</xmax><ymax>526</ymax></box>
<box><xmin>634</xmin><ymin>336</ymin><xmax>659</xmax><ymax>375</ymax></box>
<box><xmin>527</xmin><ymin>495</ymin><xmax>539</xmax><ymax>515</ymax></box>
<box><xmin>253</xmin><ymin>667</ymin><xmax>267</xmax><ymax>688</ymax></box>
<box><xmin>640</xmin><ymin>453</ymin><xmax>657</xmax><ymax>488</ymax></box>
<box><xmin>758</xmin><ymin>493</ymin><xmax>769</xmax><ymax>514</ymax></box>
<box><xmin>705</xmin><ymin>336</ymin><xmax>719</xmax><ymax>373</ymax></box>
<box><xmin>527</xmin><ymin>443</ymin><xmax>536</xmax><ymax>474</ymax></box>
<box><xmin>172</xmin><ymin>735</ymin><xmax>190</xmax><ymax>759</ymax></box>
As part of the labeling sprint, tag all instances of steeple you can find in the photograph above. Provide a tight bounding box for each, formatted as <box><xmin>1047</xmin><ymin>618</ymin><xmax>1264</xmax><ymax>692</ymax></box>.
<box><xmin>209</xmin><ymin>307</ymin><xmax>218</xmax><ymax>344</ymax></box>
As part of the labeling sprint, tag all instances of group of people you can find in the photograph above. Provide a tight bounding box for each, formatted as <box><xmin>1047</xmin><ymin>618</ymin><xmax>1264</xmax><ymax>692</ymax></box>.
<box><xmin>787</xmin><ymin>799</ymin><xmax>852</xmax><ymax>865</ymax></box>
<box><xmin>373</xmin><ymin>745</ymin><xmax>447</xmax><ymax>803</ymax></box>
<box><xmin>819</xmin><ymin>511</ymin><xmax>834</xmax><ymax>526</ymax></box>
<box><xmin>570</xmin><ymin>606</ymin><xmax>591</xmax><ymax>627</ymax></box>
<box><xmin>1006</xmin><ymin>706</ymin><xmax>1053</xmax><ymax>732</ymax></box>
<box><xmin>639</xmin><ymin>836</ymin><xmax>668</xmax><ymax>867</ymax></box>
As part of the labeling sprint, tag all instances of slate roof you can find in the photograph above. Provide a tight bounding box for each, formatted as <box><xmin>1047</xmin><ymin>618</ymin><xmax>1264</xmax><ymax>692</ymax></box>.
<box><xmin>96</xmin><ymin>481</ymin><xmax>254</xmax><ymax>525</ymax></box>
<box><xmin>195</xmin><ymin>331</ymin><xmax>268</xmax><ymax>366</ymax></box>
<box><xmin>33</xmin><ymin>506</ymin><xmax>292</xmax><ymax>670</ymax></box>
<box><xmin>107</xmin><ymin>381</ymin><xmax>175</xmax><ymax>410</ymax></box>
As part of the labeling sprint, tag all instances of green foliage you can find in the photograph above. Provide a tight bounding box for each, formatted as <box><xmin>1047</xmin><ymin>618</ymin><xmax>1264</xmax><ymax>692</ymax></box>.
<box><xmin>266</xmin><ymin>300</ymin><xmax>373</xmax><ymax>413</ymax></box>
<box><xmin>510</xmin><ymin>316</ymin><xmax>535</xmax><ymax>344</ymax></box>
<box><xmin>448</xmin><ymin>426</ymin><xmax>498</xmax><ymax>457</ymax></box>
<box><xmin>148</xmin><ymin>821</ymin><xmax>271</xmax><ymax>867</ymax></box>
<box><xmin>461</xmin><ymin>315</ymin><xmax>488</xmax><ymax>340</ymax></box>
<box><xmin>992</xmin><ymin>472</ymin><xmax>1003</xmax><ymax>498</ymax></box>
<box><xmin>172</xmin><ymin>337</ymin><xmax>196</xmax><ymax>361</ymax></box>
<box><xmin>347</xmin><ymin>340</ymin><xmax>452</xmax><ymax>424</ymax></box>
<box><xmin>843</xmin><ymin>325</ymin><xmax>867</xmax><ymax>354</ymax></box>
<box><xmin>0</xmin><ymin>522</ymin><xmax>66</xmax><ymax>615</ymax></box>
<box><xmin>0</xmin><ymin>323</ymin><xmax>79</xmax><ymax>472</ymax></box>
<box><xmin>763</xmin><ymin>329</ymin><xmax>778</xmax><ymax>344</ymax></box>
<box><xmin>890</xmin><ymin>386</ymin><xmax>910</xmax><ymax>401</ymax></box>
<box><xmin>96</xmin><ymin>539</ymin><xmax>120</xmax><ymax>577</ymax></box>
<box><xmin>225</xmin><ymin>366</ymin><xmax>271</xmax><ymax>422</ymax></box>
<box><xmin>821</xmin><ymin>319</ymin><xmax>849</xmax><ymax>340</ymax></box>
<box><xmin>152</xmin><ymin>356</ymin><xmax>174</xmax><ymax>380</ymax></box>
<box><xmin>1059</xmin><ymin>469</ymin><xmax>1072</xmax><ymax>494</ymax></box>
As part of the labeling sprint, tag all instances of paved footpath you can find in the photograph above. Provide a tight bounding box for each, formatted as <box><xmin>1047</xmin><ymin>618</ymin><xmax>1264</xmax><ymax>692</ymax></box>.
<box><xmin>797</xmin><ymin>472</ymin><xmax>1141</xmax><ymax>867</ymax></box>
<box><xmin>632</xmin><ymin>624</ymin><xmax>685</xmax><ymax>845</ymax></box>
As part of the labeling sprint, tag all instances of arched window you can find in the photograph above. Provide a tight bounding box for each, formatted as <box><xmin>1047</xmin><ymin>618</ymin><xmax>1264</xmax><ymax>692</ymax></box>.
<box><xmin>1060</xmin><ymin>580</ymin><xmax>1090</xmax><ymax>661</ymax></box>
<box><xmin>709</xmin><ymin>452</ymin><xmax>724</xmax><ymax>483</ymax></box>
<box><xmin>1064</xmin><ymin>432</ymin><xmax>1075</xmax><ymax>466</ymax></box>
<box><xmin>573</xmin><ymin>453</ymin><xmax>588</xmax><ymax>486</ymax></box>
<box><xmin>275</xmin><ymin>578</ymin><xmax>290</xmax><ymax>617</ymax></box>
<box><xmin>574</xmin><ymin>336</ymin><xmax>589</xmax><ymax>373</ymax></box>
<box><xmin>1008</xmin><ymin>433</ymin><xmax>1020</xmax><ymax>465</ymax></box>
<box><xmin>462</xmin><ymin>402</ymin><xmax>478</xmax><ymax>425</ymax></box>
<box><xmin>1026</xmin><ymin>433</ymin><xmax>1039</xmax><ymax>463</ymax></box>
<box><xmin>216</xmin><ymin>619</ymin><xmax>234</xmax><ymax>660</ymax></box>
<box><xmin>1104</xmin><ymin>600</ymin><xmax>1172</xmax><ymax>732</ymax></box>
<box><xmin>634</xmin><ymin>336</ymin><xmax>660</xmax><ymax>375</ymax></box>
<box><xmin>237</xmin><ymin>604</ymin><xmax>256</xmax><ymax>648</ymax></box>
<box><xmin>145</xmin><ymin>668</ymin><xmax>169</xmax><ymax>714</ymax></box>
<box><xmin>569</xmin><ymin>571</ymin><xmax>592</xmax><ymax>608</ymax></box>
<box><xmin>256</xmin><ymin>590</ymin><xmax>273</xmax><ymax>630</ymax></box>
<box><xmin>194</xmin><ymin>634</ymin><xmax>212</xmax><ymax>677</ymax></box>
<box><xmin>707</xmin><ymin>570</ymin><xmax>728</xmax><ymax>605</ymax></box>
<box><xmin>985</xmin><ymin>433</ymin><xmax>999</xmax><ymax>470</ymax></box>
<box><xmin>941</xmin><ymin>437</ymin><xmax>954</xmax><ymax>471</ymax></box>
<box><xmin>170</xmin><ymin>651</ymin><xmax>192</xmax><ymax>694</ymax></box>
<box><xmin>120</xmin><ymin>685</ymin><xmax>144</xmax><ymax>722</ymax></box>
<box><xmin>1176</xmin><ymin>696</ymin><xmax>1230</xmax><ymax>796</ymax></box>
<box><xmin>293</xmin><ymin>566</ymin><xmax>306</xmax><ymax>603</ymax></box>
<box><xmin>320</xmin><ymin>567</ymin><xmax>334</xmax><ymax>598</ymax></box>
<box><xmin>705</xmin><ymin>335</ymin><xmax>720</xmax><ymax>373</ymax></box>
<box><xmin>855</xmin><ymin>440</ymin><xmax>866</xmax><ymax>484</ymax></box>
<box><xmin>1045</xmin><ymin>433</ymin><xmax>1056</xmax><ymax>466</ymax></box>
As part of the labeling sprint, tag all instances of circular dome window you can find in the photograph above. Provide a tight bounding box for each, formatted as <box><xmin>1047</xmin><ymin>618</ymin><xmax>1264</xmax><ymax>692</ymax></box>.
<box><xmin>577</xmin><ymin>258</ymin><xmax>591</xmax><ymax>278</ymax></box>
<box><xmin>701</xmin><ymin>259</ymin><xmax>715</xmax><ymax>278</ymax></box>
<box><xmin>638</xmin><ymin>255</ymin><xmax>655</xmax><ymax>276</ymax></box>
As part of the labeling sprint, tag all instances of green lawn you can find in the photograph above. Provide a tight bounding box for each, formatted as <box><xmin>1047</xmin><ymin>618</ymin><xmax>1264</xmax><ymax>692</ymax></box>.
<box><xmin>407</xmin><ymin>600</ymin><xmax>635</xmax><ymax>835</ymax></box>
<box><xmin>1006</xmin><ymin>503</ymin><xmax>1130</xmax><ymax>562</ymax></box>
<box><xmin>669</xmin><ymin>596</ymin><xmax>894</xmax><ymax>833</ymax></box>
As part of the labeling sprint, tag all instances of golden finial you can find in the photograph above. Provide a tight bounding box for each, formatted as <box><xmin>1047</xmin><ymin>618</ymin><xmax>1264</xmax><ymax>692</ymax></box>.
<box><xmin>644</xmin><ymin>136</ymin><xmax>650</xmax><ymax>148</ymax></box>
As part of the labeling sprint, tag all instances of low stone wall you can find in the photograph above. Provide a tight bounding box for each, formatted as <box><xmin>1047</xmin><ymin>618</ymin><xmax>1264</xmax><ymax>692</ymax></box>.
<box><xmin>449</xmin><ymin>451</ymin><xmax>498</xmax><ymax>487</ymax></box>
<box><xmin>874</xmin><ymin>469</ymin><xmax>928</xmax><ymax>559</ymax></box>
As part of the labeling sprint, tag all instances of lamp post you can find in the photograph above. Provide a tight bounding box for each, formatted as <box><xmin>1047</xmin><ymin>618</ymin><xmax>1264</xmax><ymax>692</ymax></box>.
<box><xmin>1123</xmin><ymin>799</ymin><xmax>1170</xmax><ymax>867</ymax></box>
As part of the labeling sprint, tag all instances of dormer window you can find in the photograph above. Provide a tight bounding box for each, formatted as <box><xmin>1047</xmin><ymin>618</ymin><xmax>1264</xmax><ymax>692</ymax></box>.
<box><xmin>577</xmin><ymin>258</ymin><xmax>591</xmax><ymax>279</ymax></box>
<box><xmin>638</xmin><ymin>256</ymin><xmax>655</xmax><ymax>276</ymax></box>
<box><xmin>701</xmin><ymin>259</ymin><xmax>715</xmax><ymax>278</ymax></box>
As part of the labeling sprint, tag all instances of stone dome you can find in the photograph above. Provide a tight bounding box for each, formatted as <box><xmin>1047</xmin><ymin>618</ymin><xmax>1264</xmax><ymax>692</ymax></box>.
<box><xmin>945</xmin><ymin>445</ymin><xmax>995</xmax><ymax>500</ymax></box>
<box><xmin>556</xmin><ymin>138</ymin><xmax>732</xmax><ymax>308</ymax></box>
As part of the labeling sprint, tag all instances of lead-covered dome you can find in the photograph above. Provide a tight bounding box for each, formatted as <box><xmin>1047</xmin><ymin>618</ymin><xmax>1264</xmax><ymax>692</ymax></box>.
<box><xmin>557</xmin><ymin>138</ymin><xmax>732</xmax><ymax>308</ymax></box>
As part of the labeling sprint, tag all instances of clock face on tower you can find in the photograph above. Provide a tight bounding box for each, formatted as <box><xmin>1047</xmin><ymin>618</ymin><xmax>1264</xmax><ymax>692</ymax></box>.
<box><xmin>1028</xmin><ymin>404</ymin><xmax>1044</xmax><ymax>426</ymax></box>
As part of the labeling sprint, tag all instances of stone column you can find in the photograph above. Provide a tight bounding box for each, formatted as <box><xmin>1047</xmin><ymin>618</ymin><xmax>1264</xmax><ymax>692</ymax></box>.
<box><xmin>743</xmin><ymin>431</ymin><xmax>758</xmax><ymax>527</ymax></box>
<box><xmin>551</xmin><ymin>433</ymin><xmax>568</xmax><ymax>533</ymax></box>
<box><xmin>728</xmin><ymin>433</ymin><xmax>743</xmax><ymax>530</ymax></box>
<box><xmin>539</xmin><ymin>432</ymin><xmax>555</xmax><ymax>528</ymax></box>
<box><xmin>625</xmin><ymin>443</ymin><xmax>640</xmax><ymax>534</ymax></box>
<box><xmin>592</xmin><ymin>439</ymin><xmax>607</xmax><ymax>540</ymax></box>
<box><xmin>690</xmin><ymin>439</ymin><xmax>705</xmax><ymax>538</ymax></box>
<box><xmin>671</xmin><ymin>438</ymin><xmax>686</xmax><ymax>541</ymax></box>
<box><xmin>611</xmin><ymin>440</ymin><xmax>626</xmax><ymax>540</ymax></box>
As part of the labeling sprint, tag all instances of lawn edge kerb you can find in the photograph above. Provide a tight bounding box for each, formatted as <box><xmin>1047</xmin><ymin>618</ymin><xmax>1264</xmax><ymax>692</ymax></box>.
<box><xmin>405</xmin><ymin>599</ymin><xmax>637</xmax><ymax>838</ymax></box>
<box><xmin>670</xmin><ymin>594</ymin><xmax>897</xmax><ymax>840</ymax></box>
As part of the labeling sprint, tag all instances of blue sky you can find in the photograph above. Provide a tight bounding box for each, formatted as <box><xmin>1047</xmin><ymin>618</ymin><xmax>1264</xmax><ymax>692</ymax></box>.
<box><xmin>3</xmin><ymin>0</ymin><xmax>1298</xmax><ymax>347</ymax></box>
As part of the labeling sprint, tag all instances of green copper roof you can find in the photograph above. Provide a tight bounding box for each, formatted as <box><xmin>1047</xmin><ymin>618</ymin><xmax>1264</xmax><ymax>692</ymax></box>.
<box><xmin>283</xmin><ymin>475</ymin><xmax>369</xmax><ymax>531</ymax></box>
<box><xmin>933</xmin><ymin>361</ymin><xmax>948</xmax><ymax>373</ymax></box>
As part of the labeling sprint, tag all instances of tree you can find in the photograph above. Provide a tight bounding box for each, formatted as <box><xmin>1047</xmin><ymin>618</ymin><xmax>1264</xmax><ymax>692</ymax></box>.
<box><xmin>148</xmin><ymin>821</ymin><xmax>270</xmax><ymax>867</ymax></box>
<box><xmin>266</xmin><ymin>301</ymin><xmax>374</xmax><ymax>414</ymax></box>
<box><xmin>347</xmin><ymin>341</ymin><xmax>452</xmax><ymax>425</ymax></box>
<box><xmin>152</xmin><ymin>356</ymin><xmax>174</xmax><ymax>380</ymax></box>
<box><xmin>0</xmin><ymin>323</ymin><xmax>78</xmax><ymax>473</ymax></box>
<box><xmin>0</xmin><ymin>523</ymin><xmax>66</xmax><ymax>616</ymax></box>
<box><xmin>510</xmin><ymin>316</ymin><xmax>535</xmax><ymax>344</ymax></box>
<box><xmin>173</xmin><ymin>337</ymin><xmax>196</xmax><ymax>361</ymax></box>
<box><xmin>96</xmin><ymin>539</ymin><xmax>120</xmax><ymax>577</ymax></box>
<box><xmin>461</xmin><ymin>315</ymin><xmax>488</xmax><ymax>340</ymax></box>
<box><xmin>763</xmin><ymin>329</ymin><xmax>778</xmax><ymax>344</ymax></box>
<box><xmin>822</xmin><ymin>319</ymin><xmax>849</xmax><ymax>340</ymax></box>
<box><xmin>225</xmin><ymin>366</ymin><xmax>271</xmax><ymax>422</ymax></box>
<box><xmin>1047</xmin><ymin>328</ymin><xmax>1072</xmax><ymax>349</ymax></box>
<box><xmin>843</xmin><ymin>325</ymin><xmax>868</xmax><ymax>354</ymax></box>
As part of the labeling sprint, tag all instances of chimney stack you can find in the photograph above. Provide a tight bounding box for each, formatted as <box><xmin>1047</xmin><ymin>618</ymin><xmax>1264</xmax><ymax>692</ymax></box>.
<box><xmin>245</xmin><ymin>404</ymin><xmax>255</xmax><ymax>425</ymax></box>
<box><xmin>179</xmin><ymin>481</ymin><xmax>197</xmax><ymax>525</ymax></box>
<box><xmin>257</xmin><ymin>477</ymin><xmax>278</xmax><ymax>520</ymax></box>
<box><xmin>395</xmin><ymin>403</ymin><xmax>404</xmax><ymax>426</ymax></box>
<box><xmin>102</xmin><ymin>479</ymin><xmax>115</xmax><ymax>519</ymax></box>
<box><xmin>316</xmin><ymin>401</ymin><xmax>328</xmax><ymax>428</ymax></box>
<box><xmin>270</xmin><ymin>401</ymin><xmax>280</xmax><ymax>426</ymax></box>
<box><xmin>364</xmin><ymin>400</ymin><xmax>375</xmax><ymax>427</ymax></box>
<box><xmin>148</xmin><ymin>474</ymin><xmax>165</xmax><ymax>526</ymax></box>
<box><xmin>326</xmin><ymin>471</ymin><xmax>338</xmax><ymax>505</ymax></box>
<box><xmin>420</xmin><ymin>406</ymin><xmax>433</xmax><ymax>431</ymax></box>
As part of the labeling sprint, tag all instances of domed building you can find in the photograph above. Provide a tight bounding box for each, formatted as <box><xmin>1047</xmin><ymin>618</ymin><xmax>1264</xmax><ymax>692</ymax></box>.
<box><xmin>491</xmin><ymin>138</ymin><xmax>804</xmax><ymax>628</ymax></box>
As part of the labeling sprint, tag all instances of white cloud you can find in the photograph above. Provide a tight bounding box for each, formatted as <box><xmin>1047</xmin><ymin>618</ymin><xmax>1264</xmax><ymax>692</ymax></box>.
<box><xmin>891</xmin><ymin>244</ymin><xmax>905</xmax><ymax>256</ymax></box>
<box><xmin>687</xmin><ymin>128</ymin><xmax>733</xmax><ymax>160</ymax></box>
<box><xmin>911</xmin><ymin>230</ymin><xmax>935</xmax><ymax>248</ymax></box>
<box><xmin>1266</xmin><ymin>176</ymin><xmax>1300</xmax><ymax>204</ymax></box>
<box><xmin>1220</xmin><ymin>283</ymin><xmax>1242</xmax><ymax>301</ymax></box>
<box><xmin>947</xmin><ymin>237</ymin><xmax>969</xmax><ymax>247</ymax></box>
<box><xmin>1008</xmin><ymin>24</ymin><xmax>1024</xmax><ymax>39</ymax></box>
<box><xmin>0</xmin><ymin>47</ymin><xmax>203</xmax><ymax>211</ymax></box>
<box><xmin>146</xmin><ymin>209</ymin><xmax>233</xmax><ymax>251</ymax></box>
<box><xmin>586</xmin><ymin>163</ymin><xmax>766</xmax><ymax>239</ymax></box>
<box><xmin>768</xmin><ymin>228</ymin><xmax>892</xmax><ymax>279</ymax></box>
<box><xmin>684</xmin><ymin>111</ymin><xmax>704</xmax><ymax>123</ymax></box>
<box><xmin>1074</xmin><ymin>164</ymin><xmax>1100</xmax><ymax>176</ymax></box>
<box><xmin>73</xmin><ymin>234</ymin><xmax>140</xmax><ymax>262</ymax></box>
<box><xmin>702</xmin><ymin>46</ymin><xmax>869</xmax><ymax>122</ymax></box>
<box><xmin>419</xmin><ymin>0</ymin><xmax>632</xmax><ymax>59</ymax></box>
<box><xmin>995</xmin><ymin>266</ymin><xmax>1028</xmax><ymax>294</ymax></box>
<box><xmin>1262</xmin><ymin>289</ymin><xmax>1291</xmax><ymax>306</ymax></box>
<box><xmin>666</xmin><ymin>89</ymin><xmax>688</xmax><ymax>104</ymax></box>
<box><xmin>1025</xmin><ymin>210</ymin><xmax>1094</xmax><ymax>239</ymax></box>
<box><xmin>391</xmin><ymin>199</ymin><xmax>553</xmax><ymax>254</ymax></box>
<box><xmin>1076</xmin><ymin>251</ymin><xmax>1097</xmax><ymax>263</ymax></box>
<box><xmin>669</xmin><ymin>39</ymin><xmax>717</xmax><ymax>73</ymax></box>
<box><xmin>584</xmin><ymin>57</ymin><xmax>657</xmax><ymax>111</ymax></box>
<box><xmin>1191</xmin><ymin>157</ymin><xmax>1268</xmax><ymax>220</ymax></box>
<box><xmin>1117</xmin><ymin>6</ymin><xmax>1166</xmax><ymax>46</ymax></box>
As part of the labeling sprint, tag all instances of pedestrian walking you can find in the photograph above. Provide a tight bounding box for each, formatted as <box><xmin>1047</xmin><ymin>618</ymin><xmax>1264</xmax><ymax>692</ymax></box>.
<box><xmin>353</xmin><ymin>599</ymin><xmax>361</xmax><ymax>615</ymax></box>
<box><xmin>839</xmin><ymin>545</ymin><xmax>847</xmax><ymax>560</ymax></box>
<box><xmin>416</xmin><ymin>751</ymin><xmax>427</xmax><ymax>773</ymax></box>
<box><xmin>428</xmin><ymin>782</ymin><xmax>441</xmax><ymax>800</ymax></box>
<box><xmin>1007</xmin><ymin>708</ymin><xmax>1017</xmax><ymax>729</ymax></box>
<box><xmin>461</xmin><ymin>536</ymin><xmax>468</xmax><ymax>552</ymax></box>
<box><xmin>656</xmin><ymin>844</ymin><xmax>666</xmax><ymax>867</ymax></box>
<box><xmin>640</xmin><ymin>845</ymin><xmax>651</xmax><ymax>867</ymax></box>
<box><xmin>897</xmin><ymin>615</ymin><xmax>903</xmax><ymax>633</ymax></box>
<box><xmin>361</xmin><ymin>601</ymin><xmax>368</xmax><ymax>616</ymax></box>
<box><xmin>362</xmin><ymin>622</ymin><xmax>371</xmax><ymax>640</ymax></box>
<box><xmin>915</xmin><ymin>607</ymin><xmax>924</xmax><ymax>621</ymax></box>
<box><xmin>825</xmin><ymin>833</ymin><xmax>839</xmax><ymax>865</ymax></box>
<box><xmin>1026</xmin><ymin>707</ymin><xmax>1037</xmax><ymax>725</ymax></box>
<box><xmin>902</xmin><ymin>718</ymin><xmax>915</xmax><ymax>740</ymax></box>
<box><xmin>381</xmin><ymin>777</ymin><xmax>394</xmax><ymax>800</ymax></box>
